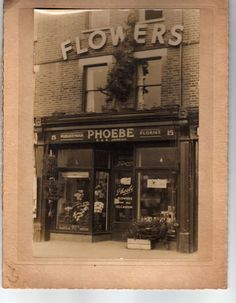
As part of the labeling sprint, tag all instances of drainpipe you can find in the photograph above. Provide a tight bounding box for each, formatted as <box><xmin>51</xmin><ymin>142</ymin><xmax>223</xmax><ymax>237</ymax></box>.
<box><xmin>180</xmin><ymin>10</ymin><xmax>184</xmax><ymax>107</ymax></box>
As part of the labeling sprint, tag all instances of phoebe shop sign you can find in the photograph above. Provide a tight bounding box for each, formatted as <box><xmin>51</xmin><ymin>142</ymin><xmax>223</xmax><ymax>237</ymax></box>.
<box><xmin>48</xmin><ymin>126</ymin><xmax>176</xmax><ymax>143</ymax></box>
<box><xmin>61</xmin><ymin>24</ymin><xmax>184</xmax><ymax>60</ymax></box>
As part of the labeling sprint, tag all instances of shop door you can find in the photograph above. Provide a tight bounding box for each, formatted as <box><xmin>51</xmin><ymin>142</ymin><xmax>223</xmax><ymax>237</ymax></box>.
<box><xmin>93</xmin><ymin>150</ymin><xmax>110</xmax><ymax>233</ymax></box>
<box><xmin>110</xmin><ymin>148</ymin><xmax>134</xmax><ymax>240</ymax></box>
<box><xmin>93</xmin><ymin>171</ymin><xmax>109</xmax><ymax>232</ymax></box>
<box><xmin>111</xmin><ymin>170</ymin><xmax>134</xmax><ymax>239</ymax></box>
<box><xmin>137</xmin><ymin>170</ymin><xmax>177</xmax><ymax>223</ymax></box>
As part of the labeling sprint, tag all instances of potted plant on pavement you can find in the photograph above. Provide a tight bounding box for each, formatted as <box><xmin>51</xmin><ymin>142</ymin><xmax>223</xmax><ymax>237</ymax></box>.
<box><xmin>125</xmin><ymin>218</ymin><xmax>175</xmax><ymax>250</ymax></box>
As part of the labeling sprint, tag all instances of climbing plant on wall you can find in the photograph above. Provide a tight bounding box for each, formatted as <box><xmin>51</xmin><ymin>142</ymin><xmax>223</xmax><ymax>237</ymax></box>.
<box><xmin>44</xmin><ymin>153</ymin><xmax>63</xmax><ymax>218</ymax></box>
<box><xmin>100</xmin><ymin>13</ymin><xmax>138</xmax><ymax>110</ymax></box>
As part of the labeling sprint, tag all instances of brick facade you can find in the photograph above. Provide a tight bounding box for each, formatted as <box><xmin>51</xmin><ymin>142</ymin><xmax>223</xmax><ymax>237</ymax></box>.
<box><xmin>34</xmin><ymin>9</ymin><xmax>200</xmax><ymax>117</ymax></box>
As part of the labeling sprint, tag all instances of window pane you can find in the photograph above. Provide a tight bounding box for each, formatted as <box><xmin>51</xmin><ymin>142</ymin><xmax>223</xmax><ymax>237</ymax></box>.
<box><xmin>137</xmin><ymin>86</ymin><xmax>161</xmax><ymax>109</ymax></box>
<box><xmin>136</xmin><ymin>147</ymin><xmax>177</xmax><ymax>167</ymax></box>
<box><xmin>57</xmin><ymin>149</ymin><xmax>93</xmax><ymax>168</ymax></box>
<box><xmin>137</xmin><ymin>171</ymin><xmax>176</xmax><ymax>222</ymax></box>
<box><xmin>145</xmin><ymin>10</ymin><xmax>163</xmax><ymax>20</ymax></box>
<box><xmin>56</xmin><ymin>172</ymin><xmax>91</xmax><ymax>232</ymax></box>
<box><xmin>145</xmin><ymin>60</ymin><xmax>162</xmax><ymax>85</ymax></box>
<box><xmin>93</xmin><ymin>171</ymin><xmax>109</xmax><ymax>232</ymax></box>
<box><xmin>113</xmin><ymin>152</ymin><xmax>133</xmax><ymax>168</ymax></box>
<box><xmin>86</xmin><ymin>65</ymin><xmax>108</xmax><ymax>113</ymax></box>
<box><xmin>137</xmin><ymin>59</ymin><xmax>161</xmax><ymax>86</ymax></box>
<box><xmin>137</xmin><ymin>59</ymin><xmax>162</xmax><ymax>110</ymax></box>
<box><xmin>95</xmin><ymin>150</ymin><xmax>110</xmax><ymax>168</ymax></box>
<box><xmin>86</xmin><ymin>91</ymin><xmax>107</xmax><ymax>112</ymax></box>
<box><xmin>113</xmin><ymin>171</ymin><xmax>133</xmax><ymax>222</ymax></box>
<box><xmin>86</xmin><ymin>65</ymin><xmax>108</xmax><ymax>90</ymax></box>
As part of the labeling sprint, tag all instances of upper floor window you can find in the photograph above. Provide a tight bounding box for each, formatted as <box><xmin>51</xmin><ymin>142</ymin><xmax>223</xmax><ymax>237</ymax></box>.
<box><xmin>136</xmin><ymin>58</ymin><xmax>162</xmax><ymax>110</ymax></box>
<box><xmin>145</xmin><ymin>9</ymin><xmax>163</xmax><ymax>20</ymax></box>
<box><xmin>139</xmin><ymin>9</ymin><xmax>164</xmax><ymax>23</ymax></box>
<box><xmin>82</xmin><ymin>50</ymin><xmax>166</xmax><ymax>113</ymax></box>
<box><xmin>85</xmin><ymin>64</ymin><xmax>108</xmax><ymax>113</ymax></box>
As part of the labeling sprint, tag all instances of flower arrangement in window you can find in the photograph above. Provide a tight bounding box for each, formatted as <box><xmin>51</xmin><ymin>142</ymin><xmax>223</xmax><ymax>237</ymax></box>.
<box><xmin>63</xmin><ymin>190</ymin><xmax>90</xmax><ymax>224</ymax></box>
<box><xmin>94</xmin><ymin>184</ymin><xmax>105</xmax><ymax>214</ymax></box>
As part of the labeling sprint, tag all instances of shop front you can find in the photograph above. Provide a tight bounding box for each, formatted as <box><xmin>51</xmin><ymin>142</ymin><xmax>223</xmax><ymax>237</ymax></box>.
<box><xmin>35</xmin><ymin>108</ymin><xmax>198</xmax><ymax>252</ymax></box>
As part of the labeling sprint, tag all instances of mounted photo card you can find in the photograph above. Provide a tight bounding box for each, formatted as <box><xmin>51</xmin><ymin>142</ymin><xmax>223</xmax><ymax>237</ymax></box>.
<box><xmin>3</xmin><ymin>0</ymin><xmax>228</xmax><ymax>289</ymax></box>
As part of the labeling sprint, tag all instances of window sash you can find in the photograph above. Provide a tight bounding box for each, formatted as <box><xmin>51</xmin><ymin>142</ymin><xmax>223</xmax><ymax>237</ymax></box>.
<box><xmin>85</xmin><ymin>64</ymin><xmax>108</xmax><ymax>113</ymax></box>
<box><xmin>136</xmin><ymin>58</ymin><xmax>162</xmax><ymax>109</ymax></box>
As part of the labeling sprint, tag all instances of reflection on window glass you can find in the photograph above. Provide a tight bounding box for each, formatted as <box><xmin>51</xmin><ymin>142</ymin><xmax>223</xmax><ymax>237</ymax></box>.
<box><xmin>137</xmin><ymin>59</ymin><xmax>162</xmax><ymax>110</ymax></box>
<box><xmin>137</xmin><ymin>171</ymin><xmax>176</xmax><ymax>223</ymax></box>
<box><xmin>56</xmin><ymin>172</ymin><xmax>91</xmax><ymax>232</ymax></box>
<box><xmin>93</xmin><ymin>171</ymin><xmax>109</xmax><ymax>232</ymax></box>
<box><xmin>85</xmin><ymin>65</ymin><xmax>108</xmax><ymax>113</ymax></box>
<box><xmin>113</xmin><ymin>171</ymin><xmax>133</xmax><ymax>222</ymax></box>
<box><xmin>57</xmin><ymin>149</ymin><xmax>92</xmax><ymax>168</ymax></box>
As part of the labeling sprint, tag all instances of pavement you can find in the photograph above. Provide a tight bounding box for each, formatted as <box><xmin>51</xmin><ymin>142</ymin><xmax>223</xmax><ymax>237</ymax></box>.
<box><xmin>33</xmin><ymin>240</ymin><xmax>198</xmax><ymax>260</ymax></box>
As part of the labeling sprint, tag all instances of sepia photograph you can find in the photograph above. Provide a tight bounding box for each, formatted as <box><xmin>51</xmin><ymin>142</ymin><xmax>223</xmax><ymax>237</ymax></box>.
<box><xmin>2</xmin><ymin>0</ymin><xmax>227</xmax><ymax>289</ymax></box>
<box><xmin>32</xmin><ymin>8</ymin><xmax>199</xmax><ymax>258</ymax></box>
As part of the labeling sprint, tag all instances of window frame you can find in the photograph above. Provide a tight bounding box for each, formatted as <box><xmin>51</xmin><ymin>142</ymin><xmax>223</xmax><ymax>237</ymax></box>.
<box><xmin>83</xmin><ymin>63</ymin><xmax>109</xmax><ymax>113</ymax></box>
<box><xmin>55</xmin><ymin>169</ymin><xmax>93</xmax><ymax>233</ymax></box>
<box><xmin>134</xmin><ymin>49</ymin><xmax>167</xmax><ymax>110</ymax></box>
<box><xmin>135</xmin><ymin>57</ymin><xmax>162</xmax><ymax>110</ymax></box>
<box><xmin>79</xmin><ymin>55</ymin><xmax>114</xmax><ymax>113</ymax></box>
<box><xmin>138</xmin><ymin>9</ymin><xmax>164</xmax><ymax>24</ymax></box>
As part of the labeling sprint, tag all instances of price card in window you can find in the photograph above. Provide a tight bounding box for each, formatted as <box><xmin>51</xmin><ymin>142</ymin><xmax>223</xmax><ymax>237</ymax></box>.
<box><xmin>120</xmin><ymin>177</ymin><xmax>131</xmax><ymax>185</ymax></box>
<box><xmin>147</xmin><ymin>179</ymin><xmax>167</xmax><ymax>188</ymax></box>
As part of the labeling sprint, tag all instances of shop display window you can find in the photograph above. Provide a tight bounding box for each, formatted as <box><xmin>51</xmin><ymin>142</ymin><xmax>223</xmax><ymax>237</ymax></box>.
<box><xmin>137</xmin><ymin>171</ymin><xmax>176</xmax><ymax>223</ymax></box>
<box><xmin>56</xmin><ymin>172</ymin><xmax>91</xmax><ymax>232</ymax></box>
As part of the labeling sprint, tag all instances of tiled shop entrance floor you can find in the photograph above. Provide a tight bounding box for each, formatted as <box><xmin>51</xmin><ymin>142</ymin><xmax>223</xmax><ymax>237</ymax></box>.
<box><xmin>33</xmin><ymin>240</ymin><xmax>198</xmax><ymax>259</ymax></box>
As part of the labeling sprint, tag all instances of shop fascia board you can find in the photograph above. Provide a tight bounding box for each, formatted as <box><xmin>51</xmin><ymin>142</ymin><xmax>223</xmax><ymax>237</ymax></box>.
<box><xmin>40</xmin><ymin>108</ymin><xmax>182</xmax><ymax>126</ymax></box>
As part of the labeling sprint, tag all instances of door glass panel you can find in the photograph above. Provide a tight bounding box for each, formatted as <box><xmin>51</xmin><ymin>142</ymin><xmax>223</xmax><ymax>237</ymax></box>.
<box><xmin>95</xmin><ymin>150</ymin><xmax>110</xmax><ymax>169</ymax></box>
<box><xmin>137</xmin><ymin>171</ymin><xmax>176</xmax><ymax>223</ymax></box>
<box><xmin>93</xmin><ymin>171</ymin><xmax>109</xmax><ymax>232</ymax></box>
<box><xmin>56</xmin><ymin>171</ymin><xmax>91</xmax><ymax>232</ymax></box>
<box><xmin>113</xmin><ymin>171</ymin><xmax>133</xmax><ymax>222</ymax></box>
<box><xmin>113</xmin><ymin>150</ymin><xmax>133</xmax><ymax>168</ymax></box>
